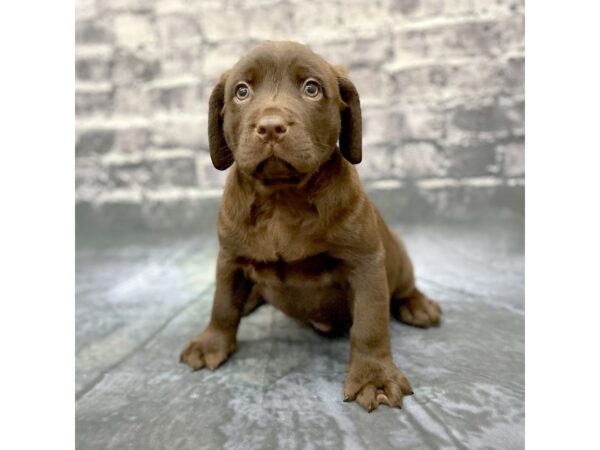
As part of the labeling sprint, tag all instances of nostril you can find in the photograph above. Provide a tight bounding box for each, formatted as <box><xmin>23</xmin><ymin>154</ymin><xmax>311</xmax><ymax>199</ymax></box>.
<box><xmin>256</xmin><ymin>115</ymin><xmax>288</xmax><ymax>140</ymax></box>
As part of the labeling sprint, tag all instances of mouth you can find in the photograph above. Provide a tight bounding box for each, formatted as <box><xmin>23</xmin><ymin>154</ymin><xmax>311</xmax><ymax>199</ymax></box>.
<box><xmin>253</xmin><ymin>157</ymin><xmax>303</xmax><ymax>186</ymax></box>
<box><xmin>261</xmin><ymin>176</ymin><xmax>302</xmax><ymax>186</ymax></box>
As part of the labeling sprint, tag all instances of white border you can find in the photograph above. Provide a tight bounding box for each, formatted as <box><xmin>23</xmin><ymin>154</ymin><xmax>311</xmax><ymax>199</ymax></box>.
<box><xmin>0</xmin><ymin>2</ymin><xmax>74</xmax><ymax>449</ymax></box>
<box><xmin>527</xmin><ymin>1</ymin><xmax>600</xmax><ymax>448</ymax></box>
<box><xmin>2</xmin><ymin>0</ymin><xmax>600</xmax><ymax>448</ymax></box>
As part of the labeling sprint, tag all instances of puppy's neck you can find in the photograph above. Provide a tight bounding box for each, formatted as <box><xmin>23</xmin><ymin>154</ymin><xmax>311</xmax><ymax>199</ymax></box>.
<box><xmin>303</xmin><ymin>150</ymin><xmax>346</xmax><ymax>194</ymax></box>
<box><xmin>228</xmin><ymin>149</ymin><xmax>364</xmax><ymax>222</ymax></box>
<box><xmin>222</xmin><ymin>149</ymin><xmax>363</xmax><ymax>233</ymax></box>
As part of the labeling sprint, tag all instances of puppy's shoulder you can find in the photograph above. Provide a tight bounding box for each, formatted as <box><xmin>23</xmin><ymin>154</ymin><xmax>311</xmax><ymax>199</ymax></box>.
<box><xmin>217</xmin><ymin>169</ymin><xmax>253</xmax><ymax>235</ymax></box>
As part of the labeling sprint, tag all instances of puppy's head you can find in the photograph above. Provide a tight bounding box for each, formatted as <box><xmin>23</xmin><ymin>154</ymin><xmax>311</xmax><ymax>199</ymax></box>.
<box><xmin>208</xmin><ymin>41</ymin><xmax>362</xmax><ymax>187</ymax></box>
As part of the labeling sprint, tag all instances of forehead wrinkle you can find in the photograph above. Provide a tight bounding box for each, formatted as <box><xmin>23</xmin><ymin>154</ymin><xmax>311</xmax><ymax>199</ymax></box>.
<box><xmin>290</xmin><ymin>60</ymin><xmax>325</xmax><ymax>78</ymax></box>
<box><xmin>235</xmin><ymin>55</ymin><xmax>279</xmax><ymax>85</ymax></box>
<box><xmin>260</xmin><ymin>60</ymin><xmax>290</xmax><ymax>99</ymax></box>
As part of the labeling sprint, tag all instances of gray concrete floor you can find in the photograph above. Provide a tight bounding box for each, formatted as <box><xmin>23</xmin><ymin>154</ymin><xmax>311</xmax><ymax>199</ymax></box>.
<box><xmin>76</xmin><ymin>206</ymin><xmax>524</xmax><ymax>449</ymax></box>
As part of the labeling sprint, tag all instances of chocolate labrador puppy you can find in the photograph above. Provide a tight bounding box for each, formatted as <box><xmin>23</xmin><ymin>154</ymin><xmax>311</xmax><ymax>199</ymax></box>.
<box><xmin>180</xmin><ymin>41</ymin><xmax>441</xmax><ymax>412</ymax></box>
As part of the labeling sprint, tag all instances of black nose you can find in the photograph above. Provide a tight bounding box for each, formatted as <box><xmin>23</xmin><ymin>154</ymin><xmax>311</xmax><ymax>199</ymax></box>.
<box><xmin>256</xmin><ymin>115</ymin><xmax>288</xmax><ymax>141</ymax></box>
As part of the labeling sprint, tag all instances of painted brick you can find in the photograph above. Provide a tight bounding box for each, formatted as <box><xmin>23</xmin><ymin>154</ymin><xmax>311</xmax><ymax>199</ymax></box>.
<box><xmin>246</xmin><ymin>2</ymin><xmax>295</xmax><ymax>41</ymax></box>
<box><xmin>76</xmin><ymin>129</ymin><xmax>116</xmax><ymax>156</ymax></box>
<box><xmin>502</xmin><ymin>54</ymin><xmax>525</xmax><ymax>94</ymax></box>
<box><xmin>76</xmin><ymin>18</ymin><xmax>113</xmax><ymax>44</ymax></box>
<box><xmin>152</xmin><ymin>115</ymin><xmax>207</xmax><ymax>150</ymax></box>
<box><xmin>76</xmin><ymin>89</ymin><xmax>113</xmax><ymax>116</ymax></box>
<box><xmin>155</xmin><ymin>15</ymin><xmax>203</xmax><ymax>77</ymax></box>
<box><xmin>196</xmin><ymin>6</ymin><xmax>250</xmax><ymax>42</ymax></box>
<box><xmin>195</xmin><ymin>151</ymin><xmax>229</xmax><ymax>188</ymax></box>
<box><xmin>112</xmin><ymin>84</ymin><xmax>152</xmax><ymax>115</ymax></box>
<box><xmin>387</xmin><ymin>60</ymin><xmax>507</xmax><ymax>102</ymax></box>
<box><xmin>392</xmin><ymin>15</ymin><xmax>524</xmax><ymax>61</ymax></box>
<box><xmin>397</xmin><ymin>103</ymin><xmax>446</xmax><ymax>141</ymax></box>
<box><xmin>74</xmin><ymin>0</ymin><xmax>525</xmax><ymax>212</ymax></box>
<box><xmin>338</xmin><ymin>0</ymin><xmax>394</xmax><ymax>32</ymax></box>
<box><xmin>76</xmin><ymin>0</ymin><xmax>98</xmax><ymax>20</ymax></box>
<box><xmin>156</xmin><ymin>14</ymin><xmax>202</xmax><ymax>49</ymax></box>
<box><xmin>451</xmin><ymin>102</ymin><xmax>513</xmax><ymax>134</ymax></box>
<box><xmin>119</xmin><ymin>129</ymin><xmax>152</xmax><ymax>153</ymax></box>
<box><xmin>497</xmin><ymin>139</ymin><xmax>525</xmax><ymax>177</ymax></box>
<box><xmin>148</xmin><ymin>82</ymin><xmax>203</xmax><ymax>112</ymax></box>
<box><xmin>147</xmin><ymin>153</ymin><xmax>198</xmax><ymax>187</ymax></box>
<box><xmin>76</xmin><ymin>55</ymin><xmax>113</xmax><ymax>82</ymax></box>
<box><xmin>444</xmin><ymin>97</ymin><xmax>524</xmax><ymax>145</ymax></box>
<box><xmin>102</xmin><ymin>151</ymin><xmax>200</xmax><ymax>189</ymax></box>
<box><xmin>112</xmin><ymin>50</ymin><xmax>160</xmax><ymax>84</ymax></box>
<box><xmin>155</xmin><ymin>0</ymin><xmax>188</xmax><ymax>16</ymax></box>
<box><xmin>390</xmin><ymin>0</ymin><xmax>433</xmax><ymax>17</ymax></box>
<box><xmin>291</xmin><ymin>1</ymin><xmax>341</xmax><ymax>40</ymax></box>
<box><xmin>201</xmin><ymin>42</ymin><xmax>246</xmax><ymax>80</ymax></box>
<box><xmin>158</xmin><ymin>43</ymin><xmax>204</xmax><ymax>78</ymax></box>
<box><xmin>77</xmin><ymin>123</ymin><xmax>153</xmax><ymax>154</ymax></box>
<box><xmin>113</xmin><ymin>13</ymin><xmax>158</xmax><ymax>51</ymax></box>
<box><xmin>362</xmin><ymin>105</ymin><xmax>404</xmax><ymax>146</ymax></box>
<box><xmin>100</xmin><ymin>0</ymin><xmax>155</xmax><ymax>12</ymax></box>
<box><xmin>500</xmin><ymin>97</ymin><xmax>524</xmax><ymax>135</ymax></box>
<box><xmin>356</xmin><ymin>144</ymin><xmax>395</xmax><ymax>181</ymax></box>
<box><xmin>107</xmin><ymin>159</ymin><xmax>152</xmax><ymax>188</ymax></box>
<box><xmin>445</xmin><ymin>142</ymin><xmax>498</xmax><ymax>177</ymax></box>
<box><xmin>76</xmin><ymin>157</ymin><xmax>112</xmax><ymax>201</ymax></box>
<box><xmin>310</xmin><ymin>35</ymin><xmax>392</xmax><ymax>70</ymax></box>
<box><xmin>348</xmin><ymin>66</ymin><xmax>390</xmax><ymax>103</ymax></box>
<box><xmin>392</xmin><ymin>141</ymin><xmax>448</xmax><ymax>178</ymax></box>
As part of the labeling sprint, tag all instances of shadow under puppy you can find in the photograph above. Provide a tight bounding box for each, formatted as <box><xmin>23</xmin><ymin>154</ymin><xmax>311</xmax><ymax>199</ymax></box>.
<box><xmin>180</xmin><ymin>41</ymin><xmax>441</xmax><ymax>412</ymax></box>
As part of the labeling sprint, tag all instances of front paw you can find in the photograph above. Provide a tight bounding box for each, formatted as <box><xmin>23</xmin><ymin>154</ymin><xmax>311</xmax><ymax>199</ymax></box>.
<box><xmin>343</xmin><ymin>357</ymin><xmax>413</xmax><ymax>412</ymax></box>
<box><xmin>180</xmin><ymin>326</ymin><xmax>236</xmax><ymax>371</ymax></box>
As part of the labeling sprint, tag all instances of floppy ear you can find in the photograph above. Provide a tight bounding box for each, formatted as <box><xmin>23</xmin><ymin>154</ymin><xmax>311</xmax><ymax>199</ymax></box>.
<box><xmin>208</xmin><ymin>71</ymin><xmax>234</xmax><ymax>170</ymax></box>
<box><xmin>336</xmin><ymin>73</ymin><xmax>362</xmax><ymax>164</ymax></box>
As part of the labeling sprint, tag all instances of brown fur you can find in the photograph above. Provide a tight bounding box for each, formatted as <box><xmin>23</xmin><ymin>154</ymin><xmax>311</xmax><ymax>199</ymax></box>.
<box><xmin>180</xmin><ymin>41</ymin><xmax>441</xmax><ymax>412</ymax></box>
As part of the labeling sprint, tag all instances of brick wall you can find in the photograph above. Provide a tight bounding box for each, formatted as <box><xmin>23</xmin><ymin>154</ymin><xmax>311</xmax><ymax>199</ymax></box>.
<box><xmin>75</xmin><ymin>0</ymin><xmax>524</xmax><ymax>226</ymax></box>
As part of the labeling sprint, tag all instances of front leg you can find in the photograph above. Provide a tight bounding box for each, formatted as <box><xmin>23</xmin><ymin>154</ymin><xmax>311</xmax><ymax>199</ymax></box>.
<box><xmin>343</xmin><ymin>250</ymin><xmax>413</xmax><ymax>412</ymax></box>
<box><xmin>180</xmin><ymin>251</ymin><xmax>252</xmax><ymax>371</ymax></box>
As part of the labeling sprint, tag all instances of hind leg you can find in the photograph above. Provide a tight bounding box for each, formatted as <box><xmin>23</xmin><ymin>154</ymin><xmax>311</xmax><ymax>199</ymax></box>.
<box><xmin>391</xmin><ymin>288</ymin><xmax>441</xmax><ymax>328</ymax></box>
<box><xmin>380</xmin><ymin>218</ymin><xmax>441</xmax><ymax>328</ymax></box>
<box><xmin>381</xmin><ymin>229</ymin><xmax>441</xmax><ymax>328</ymax></box>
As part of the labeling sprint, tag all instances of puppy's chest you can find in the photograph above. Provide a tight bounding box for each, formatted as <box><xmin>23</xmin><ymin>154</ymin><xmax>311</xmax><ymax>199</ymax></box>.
<box><xmin>239</xmin><ymin>201</ymin><xmax>326</xmax><ymax>261</ymax></box>
<box><xmin>236</xmin><ymin>252</ymin><xmax>343</xmax><ymax>287</ymax></box>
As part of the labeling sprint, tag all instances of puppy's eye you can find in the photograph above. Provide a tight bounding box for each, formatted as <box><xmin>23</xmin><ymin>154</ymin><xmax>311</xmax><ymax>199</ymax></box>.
<box><xmin>302</xmin><ymin>79</ymin><xmax>321</xmax><ymax>98</ymax></box>
<box><xmin>235</xmin><ymin>83</ymin><xmax>251</xmax><ymax>100</ymax></box>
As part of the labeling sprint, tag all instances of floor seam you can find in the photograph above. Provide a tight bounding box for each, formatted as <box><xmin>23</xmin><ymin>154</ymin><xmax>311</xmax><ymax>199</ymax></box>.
<box><xmin>75</xmin><ymin>282</ymin><xmax>215</xmax><ymax>402</ymax></box>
